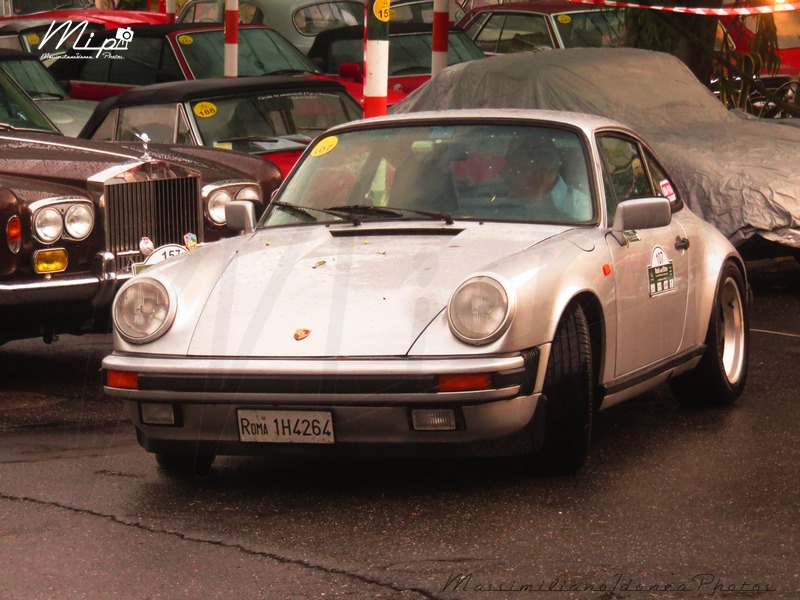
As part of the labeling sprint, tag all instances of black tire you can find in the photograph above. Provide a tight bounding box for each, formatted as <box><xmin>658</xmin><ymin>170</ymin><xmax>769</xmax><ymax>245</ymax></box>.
<box><xmin>155</xmin><ymin>452</ymin><xmax>216</xmax><ymax>477</ymax></box>
<box><xmin>534</xmin><ymin>302</ymin><xmax>594</xmax><ymax>474</ymax></box>
<box><xmin>669</xmin><ymin>261</ymin><xmax>749</xmax><ymax>406</ymax></box>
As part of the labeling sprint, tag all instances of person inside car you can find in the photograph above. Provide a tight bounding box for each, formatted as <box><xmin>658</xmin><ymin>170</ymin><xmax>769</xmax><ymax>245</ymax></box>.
<box><xmin>496</xmin><ymin>137</ymin><xmax>591</xmax><ymax>222</ymax></box>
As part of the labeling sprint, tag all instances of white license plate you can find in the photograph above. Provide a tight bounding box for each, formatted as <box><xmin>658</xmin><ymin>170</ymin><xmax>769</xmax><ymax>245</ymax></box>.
<box><xmin>237</xmin><ymin>410</ymin><xmax>334</xmax><ymax>444</ymax></box>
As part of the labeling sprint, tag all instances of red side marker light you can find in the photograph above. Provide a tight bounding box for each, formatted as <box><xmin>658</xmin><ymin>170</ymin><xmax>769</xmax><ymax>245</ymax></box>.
<box><xmin>603</xmin><ymin>264</ymin><xmax>612</xmax><ymax>276</ymax></box>
<box><xmin>438</xmin><ymin>373</ymin><xmax>492</xmax><ymax>392</ymax></box>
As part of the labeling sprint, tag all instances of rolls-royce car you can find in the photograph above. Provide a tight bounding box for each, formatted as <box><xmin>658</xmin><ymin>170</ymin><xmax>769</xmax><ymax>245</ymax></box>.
<box><xmin>0</xmin><ymin>69</ymin><xmax>282</xmax><ymax>346</ymax></box>
<box><xmin>102</xmin><ymin>109</ymin><xmax>750</xmax><ymax>476</ymax></box>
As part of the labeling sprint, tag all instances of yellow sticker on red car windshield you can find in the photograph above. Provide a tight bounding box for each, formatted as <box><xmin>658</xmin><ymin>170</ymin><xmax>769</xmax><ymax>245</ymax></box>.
<box><xmin>26</xmin><ymin>33</ymin><xmax>40</xmax><ymax>44</ymax></box>
<box><xmin>557</xmin><ymin>15</ymin><xmax>572</xmax><ymax>24</ymax></box>
<box><xmin>373</xmin><ymin>0</ymin><xmax>391</xmax><ymax>22</ymax></box>
<box><xmin>193</xmin><ymin>102</ymin><xmax>217</xmax><ymax>118</ymax></box>
<box><xmin>178</xmin><ymin>35</ymin><xmax>194</xmax><ymax>45</ymax></box>
<box><xmin>311</xmin><ymin>136</ymin><xmax>338</xmax><ymax>156</ymax></box>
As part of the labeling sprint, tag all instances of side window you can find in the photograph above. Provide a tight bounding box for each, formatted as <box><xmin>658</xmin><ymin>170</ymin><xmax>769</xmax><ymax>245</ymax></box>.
<box><xmin>90</xmin><ymin>109</ymin><xmax>118</xmax><ymax>141</ymax></box>
<box><xmin>598</xmin><ymin>135</ymin><xmax>652</xmax><ymax>222</ymax></box>
<box><xmin>471</xmin><ymin>13</ymin><xmax>504</xmax><ymax>53</ymax></box>
<box><xmin>180</xmin><ymin>0</ymin><xmax>221</xmax><ymax>23</ymax></box>
<box><xmin>498</xmin><ymin>14</ymin><xmax>553</xmax><ymax>52</ymax></box>
<box><xmin>643</xmin><ymin>149</ymin><xmax>681</xmax><ymax>207</ymax></box>
<box><xmin>239</xmin><ymin>2</ymin><xmax>265</xmax><ymax>24</ymax></box>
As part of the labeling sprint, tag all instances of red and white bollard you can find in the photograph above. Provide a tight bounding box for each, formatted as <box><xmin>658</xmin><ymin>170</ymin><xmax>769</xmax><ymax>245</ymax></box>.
<box><xmin>165</xmin><ymin>0</ymin><xmax>176</xmax><ymax>24</ymax></box>
<box><xmin>224</xmin><ymin>0</ymin><xmax>238</xmax><ymax>77</ymax></box>
<box><xmin>364</xmin><ymin>0</ymin><xmax>390</xmax><ymax>118</ymax></box>
<box><xmin>431</xmin><ymin>0</ymin><xmax>449</xmax><ymax>76</ymax></box>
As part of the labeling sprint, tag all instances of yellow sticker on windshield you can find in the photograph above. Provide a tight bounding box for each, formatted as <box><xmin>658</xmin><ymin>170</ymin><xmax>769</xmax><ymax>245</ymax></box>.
<box><xmin>178</xmin><ymin>34</ymin><xmax>194</xmax><ymax>45</ymax></box>
<box><xmin>26</xmin><ymin>33</ymin><xmax>40</xmax><ymax>44</ymax></box>
<box><xmin>193</xmin><ymin>102</ymin><xmax>218</xmax><ymax>118</ymax></box>
<box><xmin>373</xmin><ymin>0</ymin><xmax>391</xmax><ymax>22</ymax></box>
<box><xmin>311</xmin><ymin>136</ymin><xmax>338</xmax><ymax>156</ymax></box>
<box><xmin>557</xmin><ymin>15</ymin><xmax>572</xmax><ymax>24</ymax></box>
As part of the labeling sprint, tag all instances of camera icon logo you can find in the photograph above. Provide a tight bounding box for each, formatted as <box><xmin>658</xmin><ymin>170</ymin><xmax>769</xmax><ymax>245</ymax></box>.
<box><xmin>116</xmin><ymin>27</ymin><xmax>134</xmax><ymax>43</ymax></box>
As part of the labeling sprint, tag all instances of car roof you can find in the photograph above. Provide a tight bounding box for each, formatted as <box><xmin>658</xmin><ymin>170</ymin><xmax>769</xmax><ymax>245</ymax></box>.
<box><xmin>465</xmin><ymin>0</ymin><xmax>610</xmax><ymax>15</ymax></box>
<box><xmin>97</xmin><ymin>75</ymin><xmax>353</xmax><ymax>107</ymax></box>
<box><xmin>341</xmin><ymin>107</ymin><xmax>625</xmax><ymax>132</ymax></box>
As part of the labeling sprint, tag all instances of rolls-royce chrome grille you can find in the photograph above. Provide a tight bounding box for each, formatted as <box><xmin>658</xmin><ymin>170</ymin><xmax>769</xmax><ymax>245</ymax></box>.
<box><xmin>104</xmin><ymin>176</ymin><xmax>202</xmax><ymax>272</ymax></box>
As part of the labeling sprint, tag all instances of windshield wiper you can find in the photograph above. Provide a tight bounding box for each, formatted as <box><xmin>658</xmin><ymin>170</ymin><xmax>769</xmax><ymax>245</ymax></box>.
<box><xmin>270</xmin><ymin>201</ymin><xmax>360</xmax><ymax>225</ymax></box>
<box><xmin>326</xmin><ymin>204</ymin><xmax>454</xmax><ymax>225</ymax></box>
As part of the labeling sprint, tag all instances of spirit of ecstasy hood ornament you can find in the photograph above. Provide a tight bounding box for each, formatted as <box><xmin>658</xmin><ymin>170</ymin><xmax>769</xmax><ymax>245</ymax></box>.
<box><xmin>135</xmin><ymin>132</ymin><xmax>152</xmax><ymax>161</ymax></box>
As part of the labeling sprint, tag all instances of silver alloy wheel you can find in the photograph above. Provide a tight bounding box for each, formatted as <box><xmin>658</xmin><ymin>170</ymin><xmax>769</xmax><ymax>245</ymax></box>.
<box><xmin>719</xmin><ymin>275</ymin><xmax>746</xmax><ymax>384</ymax></box>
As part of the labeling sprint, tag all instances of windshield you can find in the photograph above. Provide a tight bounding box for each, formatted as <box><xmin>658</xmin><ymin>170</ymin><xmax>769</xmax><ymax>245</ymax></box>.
<box><xmin>0</xmin><ymin>60</ymin><xmax>66</xmax><ymax>98</ymax></box>
<box><xmin>554</xmin><ymin>9</ymin><xmax>626</xmax><ymax>49</ymax></box>
<box><xmin>176</xmin><ymin>28</ymin><xmax>321</xmax><ymax>78</ymax></box>
<box><xmin>326</xmin><ymin>32</ymin><xmax>484</xmax><ymax>74</ymax></box>
<box><xmin>0</xmin><ymin>69</ymin><xmax>59</xmax><ymax>131</ymax></box>
<box><xmin>264</xmin><ymin>123</ymin><xmax>595</xmax><ymax>227</ymax></box>
<box><xmin>192</xmin><ymin>89</ymin><xmax>362</xmax><ymax>146</ymax></box>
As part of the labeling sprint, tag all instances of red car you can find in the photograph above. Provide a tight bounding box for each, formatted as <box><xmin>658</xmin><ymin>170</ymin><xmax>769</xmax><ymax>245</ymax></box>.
<box><xmin>45</xmin><ymin>22</ymin><xmax>389</xmax><ymax>105</ymax></box>
<box><xmin>79</xmin><ymin>76</ymin><xmax>362</xmax><ymax>176</ymax></box>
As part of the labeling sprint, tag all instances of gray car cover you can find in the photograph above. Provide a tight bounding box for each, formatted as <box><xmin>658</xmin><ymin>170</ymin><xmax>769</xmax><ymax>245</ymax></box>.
<box><xmin>391</xmin><ymin>47</ymin><xmax>800</xmax><ymax>250</ymax></box>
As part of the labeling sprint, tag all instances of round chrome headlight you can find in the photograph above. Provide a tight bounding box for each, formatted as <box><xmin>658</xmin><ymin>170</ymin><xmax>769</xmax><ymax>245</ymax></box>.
<box><xmin>235</xmin><ymin>186</ymin><xmax>261</xmax><ymax>202</ymax></box>
<box><xmin>114</xmin><ymin>277</ymin><xmax>176</xmax><ymax>344</ymax></box>
<box><xmin>64</xmin><ymin>204</ymin><xmax>94</xmax><ymax>240</ymax></box>
<box><xmin>207</xmin><ymin>189</ymin><xmax>233</xmax><ymax>225</ymax></box>
<box><xmin>448</xmin><ymin>276</ymin><xmax>514</xmax><ymax>345</ymax></box>
<box><xmin>33</xmin><ymin>207</ymin><xmax>63</xmax><ymax>244</ymax></box>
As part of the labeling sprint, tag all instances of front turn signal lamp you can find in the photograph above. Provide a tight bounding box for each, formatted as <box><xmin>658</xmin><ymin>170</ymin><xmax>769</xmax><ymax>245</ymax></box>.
<box><xmin>107</xmin><ymin>370</ymin><xmax>139</xmax><ymax>390</ymax></box>
<box><xmin>33</xmin><ymin>248</ymin><xmax>68</xmax><ymax>273</ymax></box>
<box><xmin>6</xmin><ymin>216</ymin><xmax>21</xmax><ymax>253</ymax></box>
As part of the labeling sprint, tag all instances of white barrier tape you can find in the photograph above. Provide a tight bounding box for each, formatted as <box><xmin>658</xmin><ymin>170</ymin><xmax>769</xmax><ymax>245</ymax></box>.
<box><xmin>570</xmin><ymin>0</ymin><xmax>800</xmax><ymax>16</ymax></box>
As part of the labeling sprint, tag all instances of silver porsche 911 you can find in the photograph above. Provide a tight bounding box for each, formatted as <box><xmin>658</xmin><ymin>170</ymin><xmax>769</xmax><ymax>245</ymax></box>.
<box><xmin>102</xmin><ymin>109</ymin><xmax>750</xmax><ymax>475</ymax></box>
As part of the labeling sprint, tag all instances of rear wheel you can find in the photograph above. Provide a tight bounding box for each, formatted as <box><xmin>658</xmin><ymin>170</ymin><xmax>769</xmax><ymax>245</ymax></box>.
<box><xmin>534</xmin><ymin>302</ymin><xmax>594</xmax><ymax>474</ymax></box>
<box><xmin>155</xmin><ymin>452</ymin><xmax>216</xmax><ymax>477</ymax></box>
<box><xmin>669</xmin><ymin>262</ymin><xmax>749</xmax><ymax>406</ymax></box>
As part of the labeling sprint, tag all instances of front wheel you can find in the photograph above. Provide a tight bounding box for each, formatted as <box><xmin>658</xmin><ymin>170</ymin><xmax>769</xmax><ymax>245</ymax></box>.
<box><xmin>669</xmin><ymin>261</ymin><xmax>749</xmax><ymax>406</ymax></box>
<box><xmin>533</xmin><ymin>302</ymin><xmax>594</xmax><ymax>474</ymax></box>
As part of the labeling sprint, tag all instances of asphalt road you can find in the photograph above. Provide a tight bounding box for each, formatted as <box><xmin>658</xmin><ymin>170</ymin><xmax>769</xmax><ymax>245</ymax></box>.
<box><xmin>0</xmin><ymin>260</ymin><xmax>798</xmax><ymax>600</ymax></box>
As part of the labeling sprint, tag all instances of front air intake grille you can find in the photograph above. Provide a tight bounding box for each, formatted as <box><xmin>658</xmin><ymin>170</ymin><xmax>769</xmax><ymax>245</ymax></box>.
<box><xmin>104</xmin><ymin>176</ymin><xmax>202</xmax><ymax>272</ymax></box>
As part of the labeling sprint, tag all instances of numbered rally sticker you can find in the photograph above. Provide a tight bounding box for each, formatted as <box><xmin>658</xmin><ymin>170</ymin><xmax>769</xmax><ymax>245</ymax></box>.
<box><xmin>373</xmin><ymin>0</ymin><xmax>391</xmax><ymax>22</ymax></box>
<box><xmin>659</xmin><ymin>179</ymin><xmax>677</xmax><ymax>201</ymax></box>
<box><xmin>647</xmin><ymin>245</ymin><xmax>675</xmax><ymax>296</ymax></box>
<box><xmin>177</xmin><ymin>35</ymin><xmax>194</xmax><ymax>45</ymax></box>
<box><xmin>557</xmin><ymin>15</ymin><xmax>572</xmax><ymax>24</ymax></box>
<box><xmin>27</xmin><ymin>33</ymin><xmax>40</xmax><ymax>44</ymax></box>
<box><xmin>193</xmin><ymin>102</ymin><xmax>217</xmax><ymax>118</ymax></box>
<box><xmin>311</xmin><ymin>136</ymin><xmax>338</xmax><ymax>157</ymax></box>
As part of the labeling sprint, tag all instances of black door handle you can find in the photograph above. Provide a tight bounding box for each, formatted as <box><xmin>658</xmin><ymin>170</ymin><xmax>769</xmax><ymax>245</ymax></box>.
<box><xmin>675</xmin><ymin>236</ymin><xmax>690</xmax><ymax>251</ymax></box>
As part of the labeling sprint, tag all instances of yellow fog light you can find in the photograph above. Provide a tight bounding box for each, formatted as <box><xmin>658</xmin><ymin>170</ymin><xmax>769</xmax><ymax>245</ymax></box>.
<box><xmin>33</xmin><ymin>248</ymin><xmax>68</xmax><ymax>273</ymax></box>
<box><xmin>411</xmin><ymin>409</ymin><xmax>457</xmax><ymax>431</ymax></box>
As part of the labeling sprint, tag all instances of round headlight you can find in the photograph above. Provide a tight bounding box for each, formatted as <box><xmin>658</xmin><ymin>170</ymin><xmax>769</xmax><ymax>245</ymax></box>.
<box><xmin>235</xmin><ymin>186</ymin><xmax>261</xmax><ymax>202</ymax></box>
<box><xmin>448</xmin><ymin>276</ymin><xmax>514</xmax><ymax>345</ymax></box>
<box><xmin>64</xmin><ymin>204</ymin><xmax>94</xmax><ymax>240</ymax></box>
<box><xmin>114</xmin><ymin>277</ymin><xmax>176</xmax><ymax>344</ymax></box>
<box><xmin>33</xmin><ymin>207</ymin><xmax>63</xmax><ymax>244</ymax></box>
<box><xmin>207</xmin><ymin>189</ymin><xmax>233</xmax><ymax>225</ymax></box>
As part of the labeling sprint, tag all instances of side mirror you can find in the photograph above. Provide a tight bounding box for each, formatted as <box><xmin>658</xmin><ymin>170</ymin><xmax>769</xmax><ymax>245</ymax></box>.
<box><xmin>339</xmin><ymin>62</ymin><xmax>363</xmax><ymax>83</ymax></box>
<box><xmin>611</xmin><ymin>196</ymin><xmax>672</xmax><ymax>246</ymax></box>
<box><xmin>226</xmin><ymin>200</ymin><xmax>256</xmax><ymax>233</ymax></box>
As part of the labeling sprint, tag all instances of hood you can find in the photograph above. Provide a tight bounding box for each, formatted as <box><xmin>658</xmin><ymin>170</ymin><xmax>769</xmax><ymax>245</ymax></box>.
<box><xmin>182</xmin><ymin>221</ymin><xmax>565</xmax><ymax>357</ymax></box>
<box><xmin>36</xmin><ymin>98</ymin><xmax>98</xmax><ymax>137</ymax></box>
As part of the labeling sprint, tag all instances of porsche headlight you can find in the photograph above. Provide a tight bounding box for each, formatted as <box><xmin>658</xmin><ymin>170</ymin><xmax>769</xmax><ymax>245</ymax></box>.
<box><xmin>448</xmin><ymin>276</ymin><xmax>514</xmax><ymax>345</ymax></box>
<box><xmin>207</xmin><ymin>189</ymin><xmax>233</xmax><ymax>225</ymax></box>
<box><xmin>33</xmin><ymin>207</ymin><xmax>63</xmax><ymax>244</ymax></box>
<box><xmin>114</xmin><ymin>277</ymin><xmax>176</xmax><ymax>344</ymax></box>
<box><xmin>235</xmin><ymin>186</ymin><xmax>261</xmax><ymax>202</ymax></box>
<box><xmin>64</xmin><ymin>203</ymin><xmax>94</xmax><ymax>240</ymax></box>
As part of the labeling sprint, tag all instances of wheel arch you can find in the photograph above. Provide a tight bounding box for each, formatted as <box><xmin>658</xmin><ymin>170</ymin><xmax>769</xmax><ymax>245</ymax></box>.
<box><xmin>572</xmin><ymin>291</ymin><xmax>606</xmax><ymax>409</ymax></box>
